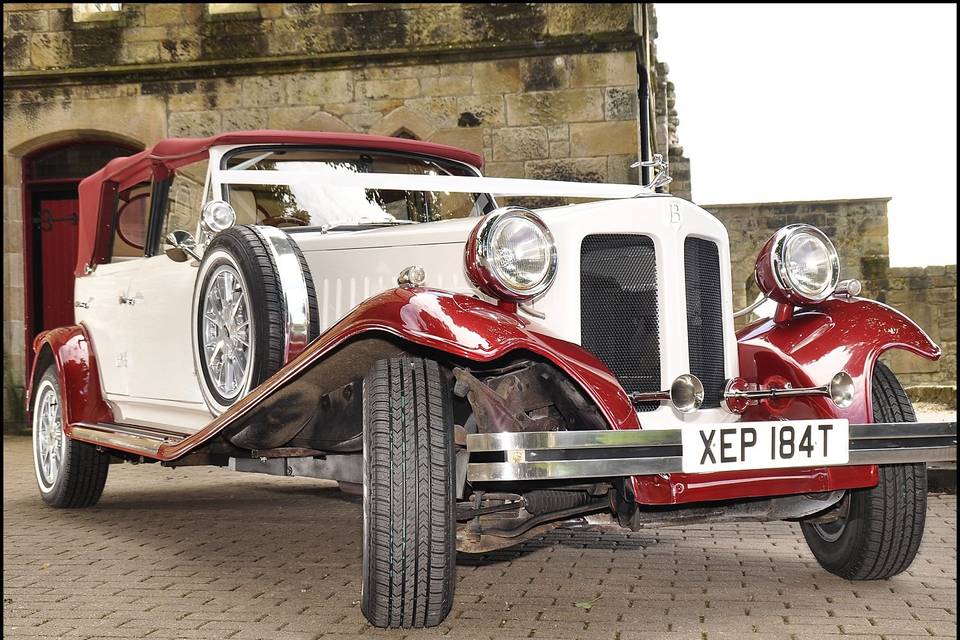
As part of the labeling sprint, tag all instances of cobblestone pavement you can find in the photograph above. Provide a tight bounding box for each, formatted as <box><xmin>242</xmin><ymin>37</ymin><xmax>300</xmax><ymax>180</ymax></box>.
<box><xmin>4</xmin><ymin>436</ymin><xmax>956</xmax><ymax>640</ymax></box>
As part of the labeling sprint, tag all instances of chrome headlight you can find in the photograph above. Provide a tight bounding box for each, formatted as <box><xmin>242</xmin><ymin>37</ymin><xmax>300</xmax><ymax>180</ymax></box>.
<box><xmin>757</xmin><ymin>224</ymin><xmax>841</xmax><ymax>305</ymax></box>
<box><xmin>465</xmin><ymin>207</ymin><xmax>558</xmax><ymax>301</ymax></box>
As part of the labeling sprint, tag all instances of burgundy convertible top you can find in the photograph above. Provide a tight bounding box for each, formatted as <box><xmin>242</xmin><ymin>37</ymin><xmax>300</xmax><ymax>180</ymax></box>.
<box><xmin>75</xmin><ymin>130</ymin><xmax>485</xmax><ymax>276</ymax></box>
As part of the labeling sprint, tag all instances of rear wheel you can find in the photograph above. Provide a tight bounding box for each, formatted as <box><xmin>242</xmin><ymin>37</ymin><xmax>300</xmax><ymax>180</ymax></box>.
<box><xmin>32</xmin><ymin>365</ymin><xmax>110</xmax><ymax>508</ymax></box>
<box><xmin>801</xmin><ymin>362</ymin><xmax>927</xmax><ymax>579</ymax></box>
<box><xmin>361</xmin><ymin>357</ymin><xmax>456</xmax><ymax>628</ymax></box>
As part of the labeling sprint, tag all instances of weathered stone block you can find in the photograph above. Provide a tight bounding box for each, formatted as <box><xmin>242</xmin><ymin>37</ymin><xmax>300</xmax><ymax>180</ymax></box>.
<box><xmin>493</xmin><ymin>126</ymin><xmax>548</xmax><ymax>161</ymax></box>
<box><xmin>145</xmin><ymin>3</ymin><xmax>186</xmax><ymax>26</ymax></box>
<box><xmin>525</xmin><ymin>157</ymin><xmax>607</xmax><ymax>182</ymax></box>
<box><xmin>286</xmin><ymin>71</ymin><xmax>354</xmax><ymax>106</ymax></box>
<box><xmin>472</xmin><ymin>60</ymin><xmax>522</xmax><ymax>94</ymax></box>
<box><xmin>569</xmin><ymin>121</ymin><xmax>638</xmax><ymax>156</ymax></box>
<box><xmin>8</xmin><ymin>10</ymin><xmax>48</xmax><ymax>32</ymax></box>
<box><xmin>549</xmin><ymin>141</ymin><xmax>570</xmax><ymax>158</ymax></box>
<box><xmin>169</xmin><ymin>111</ymin><xmax>221</xmax><ymax>137</ymax></box>
<box><xmin>569</xmin><ymin>51</ymin><xmax>637</xmax><ymax>88</ymax></box>
<box><xmin>241</xmin><ymin>75</ymin><xmax>287</xmax><ymax>108</ymax></box>
<box><xmin>546</xmin><ymin>124</ymin><xmax>568</xmax><ymax>141</ymax></box>
<box><xmin>2</xmin><ymin>34</ymin><xmax>30</xmax><ymax>70</ymax></box>
<box><xmin>505</xmin><ymin>89</ymin><xmax>603</xmax><ymax>126</ymax></box>
<box><xmin>268</xmin><ymin>106</ymin><xmax>318</xmax><ymax>130</ymax></box>
<box><xmin>456</xmin><ymin>95</ymin><xmax>505</xmax><ymax>127</ymax></box>
<box><xmin>29</xmin><ymin>32</ymin><xmax>70</xmax><ymax>69</ymax></box>
<box><xmin>429</xmin><ymin>127</ymin><xmax>483</xmax><ymax>155</ymax></box>
<box><xmin>402</xmin><ymin>97</ymin><xmax>459</xmax><ymax>129</ymax></box>
<box><xmin>604</xmin><ymin>86</ymin><xmax>638</xmax><ymax>120</ymax></box>
<box><xmin>521</xmin><ymin>56</ymin><xmax>569</xmax><ymax>91</ymax></box>
<box><xmin>357</xmin><ymin>78</ymin><xmax>420</xmax><ymax>100</ymax></box>
<box><xmin>123</xmin><ymin>26</ymin><xmax>167</xmax><ymax>42</ymax></box>
<box><xmin>483</xmin><ymin>161</ymin><xmax>525</xmax><ymax>178</ymax></box>
<box><xmin>222</xmin><ymin>108</ymin><xmax>268</xmax><ymax>131</ymax></box>
<box><xmin>420</xmin><ymin>75</ymin><xmax>473</xmax><ymax>97</ymax></box>
<box><xmin>126</xmin><ymin>41</ymin><xmax>160</xmax><ymax>64</ymax></box>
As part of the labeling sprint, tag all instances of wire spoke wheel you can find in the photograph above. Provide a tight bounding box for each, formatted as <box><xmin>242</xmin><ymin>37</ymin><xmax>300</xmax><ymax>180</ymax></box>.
<box><xmin>201</xmin><ymin>264</ymin><xmax>254</xmax><ymax>400</ymax></box>
<box><xmin>32</xmin><ymin>379</ymin><xmax>66</xmax><ymax>491</ymax></box>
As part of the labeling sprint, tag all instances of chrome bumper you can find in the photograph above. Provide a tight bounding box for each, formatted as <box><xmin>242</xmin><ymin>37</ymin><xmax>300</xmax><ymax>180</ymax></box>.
<box><xmin>466</xmin><ymin>422</ymin><xmax>957</xmax><ymax>482</ymax></box>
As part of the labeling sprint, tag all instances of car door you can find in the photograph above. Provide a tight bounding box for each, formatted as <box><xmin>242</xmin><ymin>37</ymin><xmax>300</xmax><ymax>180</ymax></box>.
<box><xmin>74</xmin><ymin>181</ymin><xmax>153</xmax><ymax>402</ymax></box>
<box><xmin>122</xmin><ymin>159</ymin><xmax>212</xmax><ymax>431</ymax></box>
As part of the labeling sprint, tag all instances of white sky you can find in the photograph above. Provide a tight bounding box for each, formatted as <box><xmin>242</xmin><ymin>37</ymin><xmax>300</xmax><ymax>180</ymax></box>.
<box><xmin>654</xmin><ymin>3</ymin><xmax>957</xmax><ymax>267</ymax></box>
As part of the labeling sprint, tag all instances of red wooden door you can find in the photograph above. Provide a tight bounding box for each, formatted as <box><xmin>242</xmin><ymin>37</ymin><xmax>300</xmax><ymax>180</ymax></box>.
<box><xmin>37</xmin><ymin>198</ymin><xmax>79</xmax><ymax>331</ymax></box>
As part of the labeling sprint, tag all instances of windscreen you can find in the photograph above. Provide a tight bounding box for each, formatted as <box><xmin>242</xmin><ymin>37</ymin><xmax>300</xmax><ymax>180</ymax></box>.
<box><xmin>221</xmin><ymin>147</ymin><xmax>494</xmax><ymax>229</ymax></box>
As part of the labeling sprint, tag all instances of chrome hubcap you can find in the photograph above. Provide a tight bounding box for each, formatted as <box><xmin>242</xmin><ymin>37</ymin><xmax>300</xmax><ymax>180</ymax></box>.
<box><xmin>33</xmin><ymin>381</ymin><xmax>65</xmax><ymax>489</ymax></box>
<box><xmin>202</xmin><ymin>265</ymin><xmax>252</xmax><ymax>399</ymax></box>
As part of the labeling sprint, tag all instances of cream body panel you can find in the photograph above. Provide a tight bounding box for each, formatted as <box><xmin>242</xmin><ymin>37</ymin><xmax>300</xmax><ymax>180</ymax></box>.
<box><xmin>74</xmin><ymin>261</ymin><xmax>135</xmax><ymax>400</ymax></box>
<box><xmin>291</xmin><ymin>196</ymin><xmax>740</xmax><ymax>430</ymax></box>
<box><xmin>121</xmin><ymin>255</ymin><xmax>211</xmax><ymax>430</ymax></box>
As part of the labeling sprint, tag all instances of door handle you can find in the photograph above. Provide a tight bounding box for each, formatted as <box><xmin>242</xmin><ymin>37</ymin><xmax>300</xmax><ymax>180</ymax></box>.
<box><xmin>119</xmin><ymin>295</ymin><xmax>138</xmax><ymax>306</ymax></box>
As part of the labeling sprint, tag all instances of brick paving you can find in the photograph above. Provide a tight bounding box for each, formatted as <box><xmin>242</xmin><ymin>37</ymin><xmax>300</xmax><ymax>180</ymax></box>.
<box><xmin>3</xmin><ymin>435</ymin><xmax>956</xmax><ymax>639</ymax></box>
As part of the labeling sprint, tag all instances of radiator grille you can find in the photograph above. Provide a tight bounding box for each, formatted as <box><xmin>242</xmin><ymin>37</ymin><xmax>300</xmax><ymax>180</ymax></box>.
<box><xmin>684</xmin><ymin>237</ymin><xmax>725</xmax><ymax>408</ymax></box>
<box><xmin>580</xmin><ymin>234</ymin><xmax>660</xmax><ymax>411</ymax></box>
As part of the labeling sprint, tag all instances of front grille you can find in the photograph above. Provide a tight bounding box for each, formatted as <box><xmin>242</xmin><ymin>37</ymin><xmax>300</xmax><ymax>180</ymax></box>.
<box><xmin>684</xmin><ymin>237</ymin><xmax>725</xmax><ymax>407</ymax></box>
<box><xmin>580</xmin><ymin>234</ymin><xmax>660</xmax><ymax>411</ymax></box>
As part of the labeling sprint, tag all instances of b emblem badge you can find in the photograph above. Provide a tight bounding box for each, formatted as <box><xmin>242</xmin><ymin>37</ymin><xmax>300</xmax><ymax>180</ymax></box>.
<box><xmin>669</xmin><ymin>202</ymin><xmax>681</xmax><ymax>224</ymax></box>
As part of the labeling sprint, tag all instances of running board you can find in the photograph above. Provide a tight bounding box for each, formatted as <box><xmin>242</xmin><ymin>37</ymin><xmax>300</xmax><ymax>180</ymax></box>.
<box><xmin>70</xmin><ymin>422</ymin><xmax>188</xmax><ymax>457</ymax></box>
<box><xmin>466</xmin><ymin>422</ymin><xmax>958</xmax><ymax>482</ymax></box>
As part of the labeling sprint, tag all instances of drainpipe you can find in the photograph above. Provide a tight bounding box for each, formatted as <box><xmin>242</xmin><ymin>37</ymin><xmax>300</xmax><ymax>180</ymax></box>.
<box><xmin>636</xmin><ymin>3</ymin><xmax>653</xmax><ymax>186</ymax></box>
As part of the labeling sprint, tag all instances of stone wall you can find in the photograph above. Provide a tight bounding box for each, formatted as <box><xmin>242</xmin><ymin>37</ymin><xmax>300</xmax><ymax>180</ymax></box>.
<box><xmin>704</xmin><ymin>199</ymin><xmax>958</xmax><ymax>388</ymax></box>
<box><xmin>4</xmin><ymin>3</ymin><xmax>660</xmax><ymax>428</ymax></box>
<box><xmin>880</xmin><ymin>265</ymin><xmax>957</xmax><ymax>388</ymax></box>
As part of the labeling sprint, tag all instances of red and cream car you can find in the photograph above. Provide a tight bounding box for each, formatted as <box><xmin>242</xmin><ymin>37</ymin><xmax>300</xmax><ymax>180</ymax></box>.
<box><xmin>28</xmin><ymin>131</ymin><xmax>956</xmax><ymax>629</ymax></box>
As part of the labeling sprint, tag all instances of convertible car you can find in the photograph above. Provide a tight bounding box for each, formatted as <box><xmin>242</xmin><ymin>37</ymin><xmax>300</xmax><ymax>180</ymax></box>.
<box><xmin>28</xmin><ymin>130</ymin><xmax>956</xmax><ymax>628</ymax></box>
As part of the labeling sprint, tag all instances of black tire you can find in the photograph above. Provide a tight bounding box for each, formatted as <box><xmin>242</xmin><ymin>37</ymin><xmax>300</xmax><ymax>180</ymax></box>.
<box><xmin>31</xmin><ymin>364</ymin><xmax>109</xmax><ymax>508</ymax></box>
<box><xmin>801</xmin><ymin>362</ymin><xmax>927</xmax><ymax>579</ymax></box>
<box><xmin>361</xmin><ymin>357</ymin><xmax>456</xmax><ymax>628</ymax></box>
<box><xmin>193</xmin><ymin>225</ymin><xmax>319</xmax><ymax>414</ymax></box>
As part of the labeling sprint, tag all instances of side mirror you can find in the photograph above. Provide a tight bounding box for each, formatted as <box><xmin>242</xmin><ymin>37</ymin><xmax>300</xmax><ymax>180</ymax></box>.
<box><xmin>164</xmin><ymin>230</ymin><xmax>201</xmax><ymax>263</ymax></box>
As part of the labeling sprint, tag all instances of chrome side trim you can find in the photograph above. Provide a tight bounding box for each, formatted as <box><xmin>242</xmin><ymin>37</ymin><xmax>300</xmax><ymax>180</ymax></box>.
<box><xmin>251</xmin><ymin>225</ymin><xmax>310</xmax><ymax>362</ymax></box>
<box><xmin>70</xmin><ymin>422</ymin><xmax>186</xmax><ymax>457</ymax></box>
<box><xmin>466</xmin><ymin>422</ymin><xmax>957</xmax><ymax>482</ymax></box>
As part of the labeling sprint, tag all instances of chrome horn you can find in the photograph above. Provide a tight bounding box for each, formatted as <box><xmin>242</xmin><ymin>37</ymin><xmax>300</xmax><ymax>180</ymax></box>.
<box><xmin>629</xmin><ymin>373</ymin><xmax>705</xmax><ymax>414</ymax></box>
<box><xmin>722</xmin><ymin>371</ymin><xmax>856</xmax><ymax>414</ymax></box>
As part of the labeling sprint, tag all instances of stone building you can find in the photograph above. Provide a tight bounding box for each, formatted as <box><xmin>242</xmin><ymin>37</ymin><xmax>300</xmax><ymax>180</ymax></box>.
<box><xmin>4</xmin><ymin>3</ymin><xmax>690</xmax><ymax>428</ymax></box>
<box><xmin>1</xmin><ymin>3</ymin><xmax>953</xmax><ymax>429</ymax></box>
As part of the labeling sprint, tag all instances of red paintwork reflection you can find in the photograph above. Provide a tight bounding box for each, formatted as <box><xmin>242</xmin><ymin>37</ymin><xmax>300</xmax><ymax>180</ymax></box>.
<box><xmin>737</xmin><ymin>297</ymin><xmax>940</xmax><ymax>424</ymax></box>
<box><xmin>26</xmin><ymin>326</ymin><xmax>113</xmax><ymax>434</ymax></box>
<box><xmin>334</xmin><ymin>287</ymin><xmax>641</xmax><ymax>431</ymax></box>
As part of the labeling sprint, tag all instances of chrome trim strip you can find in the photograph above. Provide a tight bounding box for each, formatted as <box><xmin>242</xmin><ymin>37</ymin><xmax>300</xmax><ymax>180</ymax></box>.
<box><xmin>732</xmin><ymin>295</ymin><xmax>768</xmax><ymax>318</ymax></box>
<box><xmin>70</xmin><ymin>422</ymin><xmax>185</xmax><ymax>457</ymax></box>
<box><xmin>466</xmin><ymin>422</ymin><xmax>957</xmax><ymax>482</ymax></box>
<box><xmin>251</xmin><ymin>225</ymin><xmax>310</xmax><ymax>362</ymax></box>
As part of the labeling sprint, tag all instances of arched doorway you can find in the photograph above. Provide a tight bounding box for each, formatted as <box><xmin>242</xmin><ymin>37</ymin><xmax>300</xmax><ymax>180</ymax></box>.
<box><xmin>22</xmin><ymin>140</ymin><xmax>141</xmax><ymax>374</ymax></box>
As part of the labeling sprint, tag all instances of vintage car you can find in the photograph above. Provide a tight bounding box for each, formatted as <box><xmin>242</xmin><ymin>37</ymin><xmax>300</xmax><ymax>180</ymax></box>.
<box><xmin>28</xmin><ymin>130</ymin><xmax>956</xmax><ymax>629</ymax></box>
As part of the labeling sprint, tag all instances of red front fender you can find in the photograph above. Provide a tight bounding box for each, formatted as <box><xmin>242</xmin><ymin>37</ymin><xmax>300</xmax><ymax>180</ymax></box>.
<box><xmin>26</xmin><ymin>325</ymin><xmax>114</xmax><ymax>429</ymax></box>
<box><xmin>308</xmin><ymin>287</ymin><xmax>641</xmax><ymax>432</ymax></box>
<box><xmin>736</xmin><ymin>297</ymin><xmax>940</xmax><ymax>423</ymax></box>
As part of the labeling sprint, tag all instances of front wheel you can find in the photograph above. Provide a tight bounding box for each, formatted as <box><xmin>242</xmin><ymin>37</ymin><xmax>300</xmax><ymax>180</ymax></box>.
<box><xmin>361</xmin><ymin>357</ymin><xmax>456</xmax><ymax>628</ymax></box>
<box><xmin>801</xmin><ymin>362</ymin><xmax>927</xmax><ymax>579</ymax></box>
<box><xmin>32</xmin><ymin>364</ymin><xmax>110</xmax><ymax>508</ymax></box>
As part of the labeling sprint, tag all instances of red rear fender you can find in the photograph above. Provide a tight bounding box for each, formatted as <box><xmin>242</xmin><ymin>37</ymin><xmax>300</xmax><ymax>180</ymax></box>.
<box><xmin>27</xmin><ymin>326</ymin><xmax>113</xmax><ymax>429</ymax></box>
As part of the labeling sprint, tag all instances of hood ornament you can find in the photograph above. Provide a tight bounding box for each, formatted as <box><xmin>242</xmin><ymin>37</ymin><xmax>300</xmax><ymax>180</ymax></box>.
<box><xmin>632</xmin><ymin>153</ymin><xmax>672</xmax><ymax>193</ymax></box>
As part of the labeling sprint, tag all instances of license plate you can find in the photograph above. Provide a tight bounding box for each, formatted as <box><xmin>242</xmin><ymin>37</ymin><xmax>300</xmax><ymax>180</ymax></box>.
<box><xmin>680</xmin><ymin>420</ymin><xmax>849</xmax><ymax>473</ymax></box>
